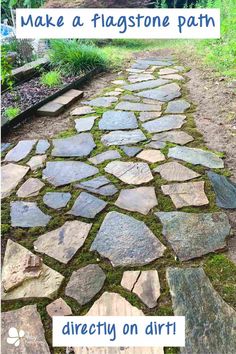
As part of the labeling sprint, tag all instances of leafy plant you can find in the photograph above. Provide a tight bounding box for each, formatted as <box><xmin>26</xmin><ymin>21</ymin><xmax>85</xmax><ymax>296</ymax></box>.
<box><xmin>4</xmin><ymin>106</ymin><xmax>20</xmax><ymax>120</ymax></box>
<box><xmin>1</xmin><ymin>47</ymin><xmax>14</xmax><ymax>89</ymax></box>
<box><xmin>49</xmin><ymin>40</ymin><xmax>109</xmax><ymax>76</ymax></box>
<box><xmin>40</xmin><ymin>70</ymin><xmax>62</xmax><ymax>87</ymax></box>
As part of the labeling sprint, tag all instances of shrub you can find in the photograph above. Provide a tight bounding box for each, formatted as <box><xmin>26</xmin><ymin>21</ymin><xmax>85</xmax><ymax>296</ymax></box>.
<box><xmin>1</xmin><ymin>47</ymin><xmax>13</xmax><ymax>89</ymax></box>
<box><xmin>40</xmin><ymin>71</ymin><xmax>62</xmax><ymax>87</ymax></box>
<box><xmin>4</xmin><ymin>106</ymin><xmax>21</xmax><ymax>120</ymax></box>
<box><xmin>49</xmin><ymin>40</ymin><xmax>109</xmax><ymax>76</ymax></box>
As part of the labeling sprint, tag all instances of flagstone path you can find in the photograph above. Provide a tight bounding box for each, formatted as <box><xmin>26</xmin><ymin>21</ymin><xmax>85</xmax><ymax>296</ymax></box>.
<box><xmin>1</xmin><ymin>56</ymin><xmax>236</xmax><ymax>354</ymax></box>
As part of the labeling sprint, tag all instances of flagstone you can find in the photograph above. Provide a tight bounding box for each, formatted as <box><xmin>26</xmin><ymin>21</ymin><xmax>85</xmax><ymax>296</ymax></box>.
<box><xmin>35</xmin><ymin>139</ymin><xmax>50</xmax><ymax>154</ymax></box>
<box><xmin>76</xmin><ymin>176</ymin><xmax>118</xmax><ymax>196</ymax></box>
<box><xmin>156</xmin><ymin>212</ymin><xmax>230</xmax><ymax>261</ymax></box>
<box><xmin>89</xmin><ymin>150</ymin><xmax>121</xmax><ymax>165</ymax></box>
<box><xmin>10</xmin><ymin>201</ymin><xmax>51</xmax><ymax>227</ymax></box>
<box><xmin>101</xmin><ymin>129</ymin><xmax>146</xmax><ymax>146</ymax></box>
<box><xmin>37</xmin><ymin>102</ymin><xmax>64</xmax><ymax>116</ymax></box>
<box><xmin>43</xmin><ymin>161</ymin><xmax>98</xmax><ymax>186</ymax></box>
<box><xmin>121</xmin><ymin>271</ymin><xmax>140</xmax><ymax>291</ymax></box>
<box><xmin>166</xmin><ymin>267</ymin><xmax>236</xmax><ymax>354</ymax></box>
<box><xmin>65</xmin><ymin>264</ymin><xmax>106</xmax><ymax>305</ymax></box>
<box><xmin>139</xmin><ymin>111</ymin><xmax>162</xmax><ymax>122</ymax></box>
<box><xmin>165</xmin><ymin>99</ymin><xmax>191</xmax><ymax>114</ymax></box>
<box><xmin>137</xmin><ymin>149</ymin><xmax>165</xmax><ymax>163</ymax></box>
<box><xmin>2</xmin><ymin>239</ymin><xmax>64</xmax><ymax>300</ymax></box>
<box><xmin>115</xmin><ymin>187</ymin><xmax>157</xmax><ymax>215</ymax></box>
<box><xmin>160</xmin><ymin>74</ymin><xmax>184</xmax><ymax>81</ymax></box>
<box><xmin>99</xmin><ymin>110</ymin><xmax>138</xmax><ymax>130</ymax></box>
<box><xmin>168</xmin><ymin>146</ymin><xmax>224</xmax><ymax>168</ymax></box>
<box><xmin>146</xmin><ymin>141</ymin><xmax>166</xmax><ymax>149</ymax></box>
<box><xmin>67</xmin><ymin>192</ymin><xmax>107</xmax><ymax>218</ymax></box>
<box><xmin>138</xmin><ymin>59</ymin><xmax>174</xmax><ymax>66</ymax></box>
<box><xmin>71</xmin><ymin>106</ymin><xmax>95</xmax><ymax>116</ymax></box>
<box><xmin>122</xmin><ymin>94</ymin><xmax>140</xmax><ymax>102</ymax></box>
<box><xmin>1</xmin><ymin>163</ymin><xmax>29</xmax><ymax>199</ymax></box>
<box><xmin>154</xmin><ymin>161</ymin><xmax>200</xmax><ymax>181</ymax></box>
<box><xmin>152</xmin><ymin>130</ymin><xmax>194</xmax><ymax>145</ymax></box>
<box><xmin>207</xmin><ymin>171</ymin><xmax>236</xmax><ymax>209</ymax></box>
<box><xmin>128</xmin><ymin>74</ymin><xmax>154</xmax><ymax>83</ymax></box>
<box><xmin>112</xmin><ymin>80</ymin><xmax>127</xmax><ymax>85</ymax></box>
<box><xmin>105</xmin><ymin>161</ymin><xmax>153</xmax><ymax>185</ymax></box>
<box><xmin>123</xmin><ymin>79</ymin><xmax>170</xmax><ymax>92</ymax></box>
<box><xmin>26</xmin><ymin>154</ymin><xmax>47</xmax><ymax>170</ymax></box>
<box><xmin>126</xmin><ymin>68</ymin><xmax>145</xmax><ymax>73</ymax></box>
<box><xmin>34</xmin><ymin>220</ymin><xmax>92</xmax><ymax>264</ymax></box>
<box><xmin>1</xmin><ymin>305</ymin><xmax>50</xmax><ymax>353</ymax></box>
<box><xmin>83</xmin><ymin>96</ymin><xmax>118</xmax><ymax>107</ymax></box>
<box><xmin>104</xmin><ymin>91</ymin><xmax>121</xmax><ymax>96</ymax></box>
<box><xmin>16</xmin><ymin>178</ymin><xmax>45</xmax><ymax>198</ymax></box>
<box><xmin>46</xmin><ymin>298</ymin><xmax>72</xmax><ymax>317</ymax></box>
<box><xmin>116</xmin><ymin>101</ymin><xmax>162</xmax><ymax>112</ymax></box>
<box><xmin>90</xmin><ymin>211</ymin><xmax>166</xmax><ymax>266</ymax></box>
<box><xmin>43</xmin><ymin>192</ymin><xmax>71</xmax><ymax>209</ymax></box>
<box><xmin>159</xmin><ymin>68</ymin><xmax>179</xmax><ymax>75</ymax></box>
<box><xmin>161</xmin><ymin>181</ymin><xmax>209</xmax><ymax>208</ymax></box>
<box><xmin>143</xmin><ymin>115</ymin><xmax>185</xmax><ymax>133</ymax></box>
<box><xmin>121</xmin><ymin>146</ymin><xmax>142</xmax><ymax>157</ymax></box>
<box><xmin>137</xmin><ymin>83</ymin><xmax>181</xmax><ymax>102</ymax></box>
<box><xmin>1</xmin><ymin>142</ymin><xmax>11</xmax><ymax>153</ymax></box>
<box><xmin>4</xmin><ymin>140</ymin><xmax>37</xmax><ymax>162</ymax></box>
<box><xmin>132</xmin><ymin>270</ymin><xmax>160</xmax><ymax>308</ymax></box>
<box><xmin>51</xmin><ymin>133</ymin><xmax>96</xmax><ymax>157</ymax></box>
<box><xmin>75</xmin><ymin>116</ymin><xmax>97</xmax><ymax>132</ymax></box>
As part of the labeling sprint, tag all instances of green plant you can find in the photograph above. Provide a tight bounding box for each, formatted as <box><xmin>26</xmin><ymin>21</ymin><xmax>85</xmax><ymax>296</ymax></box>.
<box><xmin>4</xmin><ymin>106</ymin><xmax>21</xmax><ymax>120</ymax></box>
<box><xmin>40</xmin><ymin>71</ymin><xmax>62</xmax><ymax>87</ymax></box>
<box><xmin>1</xmin><ymin>47</ymin><xmax>14</xmax><ymax>89</ymax></box>
<box><xmin>49</xmin><ymin>40</ymin><xmax>109</xmax><ymax>76</ymax></box>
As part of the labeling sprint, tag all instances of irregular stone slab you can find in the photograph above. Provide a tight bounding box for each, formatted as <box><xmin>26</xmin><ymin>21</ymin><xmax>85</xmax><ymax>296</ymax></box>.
<box><xmin>36</xmin><ymin>139</ymin><xmax>50</xmax><ymax>154</ymax></box>
<box><xmin>76</xmin><ymin>176</ymin><xmax>118</xmax><ymax>196</ymax></box>
<box><xmin>75</xmin><ymin>116</ymin><xmax>97</xmax><ymax>132</ymax></box>
<box><xmin>168</xmin><ymin>146</ymin><xmax>224</xmax><ymax>169</ymax></box>
<box><xmin>17</xmin><ymin>178</ymin><xmax>45</xmax><ymax>198</ymax></box>
<box><xmin>137</xmin><ymin>83</ymin><xmax>181</xmax><ymax>102</ymax></box>
<box><xmin>1</xmin><ymin>163</ymin><xmax>29</xmax><ymax>199</ymax></box>
<box><xmin>165</xmin><ymin>99</ymin><xmax>190</xmax><ymax>113</ymax></box>
<box><xmin>99</xmin><ymin>110</ymin><xmax>138</xmax><ymax>130</ymax></box>
<box><xmin>207</xmin><ymin>171</ymin><xmax>236</xmax><ymax>209</ymax></box>
<box><xmin>43</xmin><ymin>192</ymin><xmax>71</xmax><ymax>209</ymax></box>
<box><xmin>166</xmin><ymin>267</ymin><xmax>236</xmax><ymax>354</ymax></box>
<box><xmin>101</xmin><ymin>129</ymin><xmax>146</xmax><ymax>146</ymax></box>
<box><xmin>121</xmin><ymin>146</ymin><xmax>142</xmax><ymax>157</ymax></box>
<box><xmin>65</xmin><ymin>264</ymin><xmax>106</xmax><ymax>305</ymax></box>
<box><xmin>137</xmin><ymin>149</ymin><xmax>165</xmax><ymax>163</ymax></box>
<box><xmin>146</xmin><ymin>141</ymin><xmax>166</xmax><ymax>149</ymax></box>
<box><xmin>2</xmin><ymin>239</ymin><xmax>64</xmax><ymax>300</ymax></box>
<box><xmin>116</xmin><ymin>101</ymin><xmax>161</xmax><ymax>112</ymax></box>
<box><xmin>122</xmin><ymin>94</ymin><xmax>140</xmax><ymax>102</ymax></box>
<box><xmin>160</xmin><ymin>74</ymin><xmax>184</xmax><ymax>81</ymax></box>
<box><xmin>139</xmin><ymin>59</ymin><xmax>173</xmax><ymax>66</ymax></box>
<box><xmin>52</xmin><ymin>134</ymin><xmax>96</xmax><ymax>157</ymax></box>
<box><xmin>112</xmin><ymin>80</ymin><xmax>127</xmax><ymax>85</ymax></box>
<box><xmin>115</xmin><ymin>187</ymin><xmax>157</xmax><ymax>215</ymax></box>
<box><xmin>90</xmin><ymin>211</ymin><xmax>166</xmax><ymax>266</ymax></box>
<box><xmin>105</xmin><ymin>90</ymin><xmax>121</xmax><ymax>97</ymax></box>
<box><xmin>143</xmin><ymin>115</ymin><xmax>185</xmax><ymax>133</ymax></box>
<box><xmin>67</xmin><ymin>192</ymin><xmax>107</xmax><ymax>218</ymax></box>
<box><xmin>156</xmin><ymin>212</ymin><xmax>230</xmax><ymax>261</ymax></box>
<box><xmin>161</xmin><ymin>181</ymin><xmax>209</xmax><ymax>208</ymax></box>
<box><xmin>34</xmin><ymin>220</ymin><xmax>92</xmax><ymax>264</ymax></box>
<box><xmin>11</xmin><ymin>201</ymin><xmax>51</xmax><ymax>228</ymax></box>
<box><xmin>139</xmin><ymin>111</ymin><xmax>162</xmax><ymax>122</ymax></box>
<box><xmin>154</xmin><ymin>161</ymin><xmax>200</xmax><ymax>181</ymax></box>
<box><xmin>143</xmin><ymin>98</ymin><xmax>163</xmax><ymax>105</ymax></box>
<box><xmin>37</xmin><ymin>102</ymin><xmax>64</xmax><ymax>116</ymax></box>
<box><xmin>131</xmin><ymin>61</ymin><xmax>150</xmax><ymax>70</ymax></box>
<box><xmin>89</xmin><ymin>150</ymin><xmax>121</xmax><ymax>165</ymax></box>
<box><xmin>123</xmin><ymin>78</ymin><xmax>170</xmax><ymax>92</ymax></box>
<box><xmin>1</xmin><ymin>305</ymin><xmax>50</xmax><ymax>353</ymax></box>
<box><xmin>152</xmin><ymin>130</ymin><xmax>194</xmax><ymax>145</ymax></box>
<box><xmin>133</xmin><ymin>270</ymin><xmax>160</xmax><ymax>308</ymax></box>
<box><xmin>4</xmin><ymin>140</ymin><xmax>36</xmax><ymax>162</ymax></box>
<box><xmin>83</xmin><ymin>96</ymin><xmax>118</xmax><ymax>107</ymax></box>
<box><xmin>43</xmin><ymin>161</ymin><xmax>98</xmax><ymax>186</ymax></box>
<box><xmin>46</xmin><ymin>298</ymin><xmax>72</xmax><ymax>317</ymax></box>
<box><xmin>121</xmin><ymin>271</ymin><xmax>140</xmax><ymax>291</ymax></box>
<box><xmin>27</xmin><ymin>154</ymin><xmax>47</xmax><ymax>170</ymax></box>
<box><xmin>1</xmin><ymin>142</ymin><xmax>11</xmax><ymax>153</ymax></box>
<box><xmin>126</xmin><ymin>68</ymin><xmax>145</xmax><ymax>73</ymax></box>
<box><xmin>71</xmin><ymin>106</ymin><xmax>95</xmax><ymax>116</ymax></box>
<box><xmin>53</xmin><ymin>89</ymin><xmax>83</xmax><ymax>106</ymax></box>
<box><xmin>105</xmin><ymin>161</ymin><xmax>153</xmax><ymax>185</ymax></box>
<box><xmin>159</xmin><ymin>68</ymin><xmax>179</xmax><ymax>75</ymax></box>
<box><xmin>128</xmin><ymin>74</ymin><xmax>154</xmax><ymax>83</ymax></box>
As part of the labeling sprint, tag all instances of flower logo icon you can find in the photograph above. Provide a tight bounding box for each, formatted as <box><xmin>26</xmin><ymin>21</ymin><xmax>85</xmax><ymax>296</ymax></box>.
<box><xmin>7</xmin><ymin>327</ymin><xmax>25</xmax><ymax>347</ymax></box>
